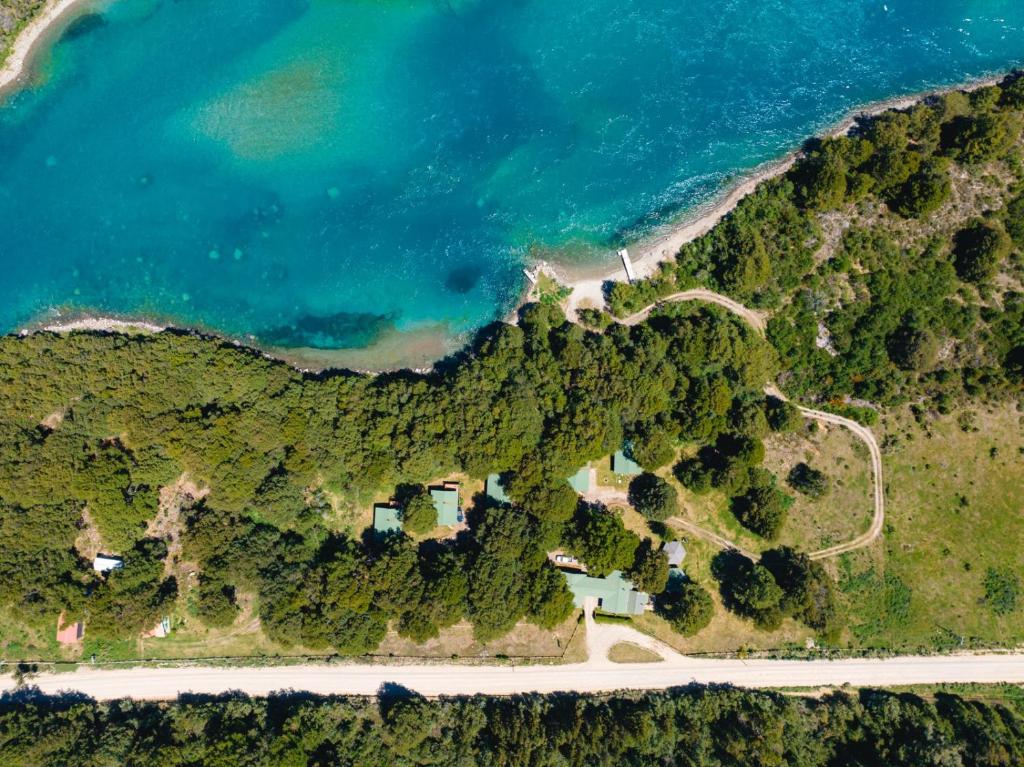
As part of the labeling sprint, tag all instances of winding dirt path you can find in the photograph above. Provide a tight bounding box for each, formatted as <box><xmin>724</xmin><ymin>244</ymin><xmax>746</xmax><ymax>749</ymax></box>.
<box><xmin>797</xmin><ymin>406</ymin><xmax>885</xmax><ymax>560</ymax></box>
<box><xmin>600</xmin><ymin>291</ymin><xmax>884</xmax><ymax>561</ymax></box>
<box><xmin>620</xmin><ymin>289</ymin><xmax>768</xmax><ymax>334</ymax></box>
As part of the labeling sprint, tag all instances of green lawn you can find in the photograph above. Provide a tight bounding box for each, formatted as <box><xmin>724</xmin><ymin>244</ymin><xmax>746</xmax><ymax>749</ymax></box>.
<box><xmin>838</xmin><ymin>403</ymin><xmax>1024</xmax><ymax>651</ymax></box>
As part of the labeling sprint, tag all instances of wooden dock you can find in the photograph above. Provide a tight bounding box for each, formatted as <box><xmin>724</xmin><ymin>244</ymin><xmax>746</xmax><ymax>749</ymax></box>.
<box><xmin>618</xmin><ymin>248</ymin><xmax>637</xmax><ymax>283</ymax></box>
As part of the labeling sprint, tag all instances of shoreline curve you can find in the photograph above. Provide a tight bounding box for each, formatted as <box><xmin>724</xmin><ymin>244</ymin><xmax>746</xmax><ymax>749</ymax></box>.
<box><xmin>0</xmin><ymin>0</ymin><xmax>92</xmax><ymax>97</ymax></box>
<box><xmin>0</xmin><ymin>5</ymin><xmax>1018</xmax><ymax>370</ymax></box>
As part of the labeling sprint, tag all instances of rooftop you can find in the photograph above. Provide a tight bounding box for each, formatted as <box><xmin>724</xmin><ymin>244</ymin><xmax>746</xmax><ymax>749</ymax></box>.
<box><xmin>612</xmin><ymin>448</ymin><xmax>642</xmax><ymax>476</ymax></box>
<box><xmin>664</xmin><ymin>540</ymin><xmax>686</xmax><ymax>567</ymax></box>
<box><xmin>92</xmin><ymin>555</ymin><xmax>123</xmax><ymax>573</ymax></box>
<box><xmin>567</xmin><ymin>466</ymin><xmax>591</xmax><ymax>494</ymax></box>
<box><xmin>562</xmin><ymin>569</ymin><xmax>649</xmax><ymax>616</ymax></box>
<box><xmin>486</xmin><ymin>474</ymin><xmax>511</xmax><ymax>504</ymax></box>
<box><xmin>430</xmin><ymin>484</ymin><xmax>460</xmax><ymax>527</ymax></box>
<box><xmin>373</xmin><ymin>504</ymin><xmax>403</xmax><ymax>535</ymax></box>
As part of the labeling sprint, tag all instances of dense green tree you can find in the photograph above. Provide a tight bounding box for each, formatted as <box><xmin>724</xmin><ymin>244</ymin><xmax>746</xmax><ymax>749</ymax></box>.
<box><xmin>627</xmin><ymin>539</ymin><xmax>670</xmax><ymax>594</ymax></box>
<box><xmin>87</xmin><ymin>538</ymin><xmax>177</xmax><ymax>639</ymax></box>
<box><xmin>526</xmin><ymin>564</ymin><xmax>576</xmax><ymax>629</ymax></box>
<box><xmin>1004</xmin><ymin>193</ymin><xmax>1024</xmax><ymax>248</ymax></box>
<box><xmin>401</xmin><ymin>489</ymin><xmax>437</xmax><ymax>535</ymax></box>
<box><xmin>627</xmin><ymin>472</ymin><xmax>677</xmax><ymax>522</ymax></box>
<box><xmin>954</xmin><ymin>218</ymin><xmax>1012</xmax><ymax>283</ymax></box>
<box><xmin>468</xmin><ymin>507</ymin><xmax>555</xmax><ymax>641</ymax></box>
<box><xmin>787</xmin><ymin>462</ymin><xmax>830</xmax><ymax>499</ymax></box>
<box><xmin>765</xmin><ymin>396</ymin><xmax>803</xmax><ymax>432</ymax></box>
<box><xmin>2</xmin><ymin>686</ymin><xmax>1023</xmax><ymax>766</ymax></box>
<box><xmin>893</xmin><ymin>157</ymin><xmax>951</xmax><ymax>218</ymax></box>
<box><xmin>193</xmin><ymin>574</ymin><xmax>239</xmax><ymax>628</ymax></box>
<box><xmin>730</xmin><ymin>563</ymin><xmax>784</xmax><ymax>629</ymax></box>
<box><xmin>629</xmin><ymin>426</ymin><xmax>676</xmax><ymax>470</ymax></box>
<box><xmin>731</xmin><ymin>469</ymin><xmax>791</xmax><ymax>540</ymax></box>
<box><xmin>943</xmin><ymin>112</ymin><xmax>1021</xmax><ymax>164</ymax></box>
<box><xmin>567</xmin><ymin>503</ymin><xmax>640</xmax><ymax>577</ymax></box>
<box><xmin>761</xmin><ymin>546</ymin><xmax>840</xmax><ymax>639</ymax></box>
<box><xmin>657</xmin><ymin>579</ymin><xmax>715</xmax><ymax>636</ymax></box>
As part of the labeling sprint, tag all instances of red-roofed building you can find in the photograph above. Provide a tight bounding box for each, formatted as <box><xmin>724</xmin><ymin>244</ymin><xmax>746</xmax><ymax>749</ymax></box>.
<box><xmin>56</xmin><ymin>613</ymin><xmax>83</xmax><ymax>645</ymax></box>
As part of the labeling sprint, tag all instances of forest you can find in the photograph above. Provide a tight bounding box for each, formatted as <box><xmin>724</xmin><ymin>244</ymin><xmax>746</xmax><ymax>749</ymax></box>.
<box><xmin>1</xmin><ymin>685</ymin><xmax>1023</xmax><ymax>766</ymax></box>
<box><xmin>608</xmin><ymin>72</ymin><xmax>1024</xmax><ymax>411</ymax></box>
<box><xmin>0</xmin><ymin>298</ymin><xmax>791</xmax><ymax>652</ymax></box>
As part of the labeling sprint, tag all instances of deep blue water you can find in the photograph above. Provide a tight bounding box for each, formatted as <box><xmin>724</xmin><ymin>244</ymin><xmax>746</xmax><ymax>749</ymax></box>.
<box><xmin>1</xmin><ymin>0</ymin><xmax>1023</xmax><ymax>354</ymax></box>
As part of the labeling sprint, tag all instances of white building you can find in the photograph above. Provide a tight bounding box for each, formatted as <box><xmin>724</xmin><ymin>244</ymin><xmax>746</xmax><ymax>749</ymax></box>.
<box><xmin>663</xmin><ymin>540</ymin><xmax>686</xmax><ymax>568</ymax></box>
<box><xmin>93</xmin><ymin>555</ymin><xmax>124</xmax><ymax>573</ymax></box>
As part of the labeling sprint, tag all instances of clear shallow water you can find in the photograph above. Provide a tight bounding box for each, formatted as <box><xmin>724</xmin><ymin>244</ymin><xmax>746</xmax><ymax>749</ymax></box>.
<box><xmin>1</xmin><ymin>0</ymin><xmax>1023</xmax><ymax>352</ymax></box>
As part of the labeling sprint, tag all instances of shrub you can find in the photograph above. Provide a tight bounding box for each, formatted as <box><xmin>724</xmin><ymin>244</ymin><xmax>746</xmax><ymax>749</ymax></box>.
<box><xmin>1004</xmin><ymin>194</ymin><xmax>1024</xmax><ymax>249</ymax></box>
<box><xmin>787</xmin><ymin>462</ymin><xmax>830</xmax><ymax>499</ymax></box>
<box><xmin>983</xmin><ymin>567</ymin><xmax>1020</xmax><ymax>615</ymax></box>
<box><xmin>953</xmin><ymin>219</ymin><xmax>1011</xmax><ymax>284</ymax></box>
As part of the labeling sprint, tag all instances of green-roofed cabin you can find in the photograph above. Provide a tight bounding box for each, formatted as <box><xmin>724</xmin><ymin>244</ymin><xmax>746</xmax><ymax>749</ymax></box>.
<box><xmin>430</xmin><ymin>482</ymin><xmax>461</xmax><ymax>527</ymax></box>
<box><xmin>561</xmin><ymin>569</ymin><xmax>650</xmax><ymax>616</ymax></box>
<box><xmin>611</xmin><ymin>448</ymin><xmax>642</xmax><ymax>476</ymax></box>
<box><xmin>567</xmin><ymin>466</ymin><xmax>591</xmax><ymax>494</ymax></box>
<box><xmin>486</xmin><ymin>474</ymin><xmax>511</xmax><ymax>504</ymax></box>
<box><xmin>373</xmin><ymin>504</ymin><xmax>403</xmax><ymax>535</ymax></box>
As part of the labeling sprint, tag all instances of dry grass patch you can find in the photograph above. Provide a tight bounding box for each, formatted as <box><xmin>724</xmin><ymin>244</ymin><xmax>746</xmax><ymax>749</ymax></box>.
<box><xmin>763</xmin><ymin>421</ymin><xmax>874</xmax><ymax>552</ymax></box>
<box><xmin>374</xmin><ymin>611</ymin><xmax>582</xmax><ymax>660</ymax></box>
<box><xmin>607</xmin><ymin>641</ymin><xmax>662</xmax><ymax>663</ymax></box>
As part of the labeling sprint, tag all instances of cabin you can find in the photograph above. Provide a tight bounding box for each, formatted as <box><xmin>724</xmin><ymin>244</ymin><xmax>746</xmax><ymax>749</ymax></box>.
<box><xmin>55</xmin><ymin>613</ymin><xmax>83</xmax><ymax>645</ymax></box>
<box><xmin>567</xmin><ymin>466</ymin><xmax>592</xmax><ymax>494</ymax></box>
<box><xmin>561</xmin><ymin>569</ymin><xmax>649</xmax><ymax>616</ymax></box>
<box><xmin>430</xmin><ymin>482</ymin><xmax>461</xmax><ymax>527</ymax></box>
<box><xmin>611</xmin><ymin>447</ymin><xmax>642</xmax><ymax>476</ymax></box>
<box><xmin>664</xmin><ymin>540</ymin><xmax>686</xmax><ymax>568</ymax></box>
<box><xmin>144</xmin><ymin>616</ymin><xmax>172</xmax><ymax>638</ymax></box>
<box><xmin>486</xmin><ymin>474</ymin><xmax>512</xmax><ymax>504</ymax></box>
<box><xmin>92</xmin><ymin>555</ymin><xmax>123</xmax><ymax>573</ymax></box>
<box><xmin>372</xmin><ymin>504</ymin><xmax>403</xmax><ymax>535</ymax></box>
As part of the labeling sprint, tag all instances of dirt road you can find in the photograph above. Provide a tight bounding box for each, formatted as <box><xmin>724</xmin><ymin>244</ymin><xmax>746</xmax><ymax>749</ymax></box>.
<box><xmin>6</xmin><ymin>607</ymin><xmax>1022</xmax><ymax>700</ymax></box>
<box><xmin>7</xmin><ymin>650</ymin><xmax>1023</xmax><ymax>701</ymax></box>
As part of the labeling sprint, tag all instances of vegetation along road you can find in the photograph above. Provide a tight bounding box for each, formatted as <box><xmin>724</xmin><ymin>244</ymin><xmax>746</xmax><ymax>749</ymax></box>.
<box><xmin>614</xmin><ymin>290</ymin><xmax>885</xmax><ymax>561</ymax></box>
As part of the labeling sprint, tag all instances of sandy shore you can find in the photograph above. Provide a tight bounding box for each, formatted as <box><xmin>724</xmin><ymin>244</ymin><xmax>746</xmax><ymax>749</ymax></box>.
<box><xmin>559</xmin><ymin>74</ymin><xmax>1006</xmax><ymax>319</ymax></box>
<box><xmin>0</xmin><ymin>0</ymin><xmax>92</xmax><ymax>96</ymax></box>
<box><xmin>38</xmin><ymin>316</ymin><xmax>167</xmax><ymax>334</ymax></box>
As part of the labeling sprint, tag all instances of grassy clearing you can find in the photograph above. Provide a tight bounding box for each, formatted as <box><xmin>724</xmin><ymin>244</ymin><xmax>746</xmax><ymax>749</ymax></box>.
<box><xmin>838</xmin><ymin>402</ymin><xmax>1024</xmax><ymax>652</ymax></box>
<box><xmin>763</xmin><ymin>420</ymin><xmax>874</xmax><ymax>553</ymax></box>
<box><xmin>638</xmin><ymin>404</ymin><xmax>1022</xmax><ymax>655</ymax></box>
<box><xmin>607</xmin><ymin>641</ymin><xmax>662</xmax><ymax>663</ymax></box>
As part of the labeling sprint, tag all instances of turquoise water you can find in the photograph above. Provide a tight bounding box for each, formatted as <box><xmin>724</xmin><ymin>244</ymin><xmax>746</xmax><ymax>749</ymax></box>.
<box><xmin>2</xmin><ymin>0</ymin><xmax>1023</xmax><ymax>352</ymax></box>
